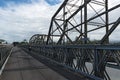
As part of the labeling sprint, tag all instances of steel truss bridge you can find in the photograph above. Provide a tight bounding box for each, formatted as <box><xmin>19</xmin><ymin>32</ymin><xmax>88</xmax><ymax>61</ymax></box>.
<box><xmin>20</xmin><ymin>0</ymin><xmax>120</xmax><ymax>80</ymax></box>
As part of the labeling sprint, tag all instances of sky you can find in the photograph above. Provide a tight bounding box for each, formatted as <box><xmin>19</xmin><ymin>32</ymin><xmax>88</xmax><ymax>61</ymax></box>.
<box><xmin>0</xmin><ymin>0</ymin><xmax>63</xmax><ymax>43</ymax></box>
<box><xmin>0</xmin><ymin>0</ymin><xmax>119</xmax><ymax>43</ymax></box>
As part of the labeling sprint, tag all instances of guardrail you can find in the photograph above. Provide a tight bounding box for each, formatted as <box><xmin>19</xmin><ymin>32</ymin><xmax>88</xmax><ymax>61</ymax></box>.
<box><xmin>21</xmin><ymin>44</ymin><xmax>120</xmax><ymax>80</ymax></box>
<box><xmin>0</xmin><ymin>45</ymin><xmax>13</xmax><ymax>69</ymax></box>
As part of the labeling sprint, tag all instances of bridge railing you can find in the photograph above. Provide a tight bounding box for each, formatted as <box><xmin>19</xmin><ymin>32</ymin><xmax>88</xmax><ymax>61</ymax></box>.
<box><xmin>0</xmin><ymin>45</ymin><xmax>13</xmax><ymax>68</ymax></box>
<box><xmin>21</xmin><ymin>44</ymin><xmax>120</xmax><ymax>80</ymax></box>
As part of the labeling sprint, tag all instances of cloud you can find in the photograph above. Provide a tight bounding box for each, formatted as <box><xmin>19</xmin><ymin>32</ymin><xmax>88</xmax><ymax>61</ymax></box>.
<box><xmin>0</xmin><ymin>0</ymin><xmax>119</xmax><ymax>43</ymax></box>
<box><xmin>0</xmin><ymin>0</ymin><xmax>61</xmax><ymax>43</ymax></box>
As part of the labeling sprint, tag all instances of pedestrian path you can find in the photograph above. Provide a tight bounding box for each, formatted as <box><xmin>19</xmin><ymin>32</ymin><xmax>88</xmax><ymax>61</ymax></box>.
<box><xmin>0</xmin><ymin>47</ymin><xmax>68</xmax><ymax>80</ymax></box>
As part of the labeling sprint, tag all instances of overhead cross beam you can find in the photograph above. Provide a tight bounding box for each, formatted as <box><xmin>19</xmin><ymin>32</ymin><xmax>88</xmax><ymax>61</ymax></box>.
<box><xmin>46</xmin><ymin>0</ymin><xmax>120</xmax><ymax>45</ymax></box>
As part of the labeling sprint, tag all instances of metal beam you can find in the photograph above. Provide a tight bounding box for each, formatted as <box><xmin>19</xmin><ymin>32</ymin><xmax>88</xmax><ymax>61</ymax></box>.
<box><xmin>84</xmin><ymin>0</ymin><xmax>88</xmax><ymax>44</ymax></box>
<box><xmin>105</xmin><ymin>0</ymin><xmax>109</xmax><ymax>44</ymax></box>
<box><xmin>52</xmin><ymin>0</ymin><xmax>69</xmax><ymax>19</ymax></box>
<box><xmin>54</xmin><ymin>20</ymin><xmax>73</xmax><ymax>44</ymax></box>
<box><xmin>67</xmin><ymin>0</ymin><xmax>91</xmax><ymax>21</ymax></box>
<box><xmin>100</xmin><ymin>17</ymin><xmax>120</xmax><ymax>44</ymax></box>
<box><xmin>87</xmin><ymin>22</ymin><xmax>115</xmax><ymax>33</ymax></box>
<box><xmin>65</xmin><ymin>4</ymin><xmax>120</xmax><ymax>33</ymax></box>
<box><xmin>46</xmin><ymin>19</ymin><xmax>53</xmax><ymax>44</ymax></box>
<box><xmin>87</xmin><ymin>4</ymin><xmax>120</xmax><ymax>22</ymax></box>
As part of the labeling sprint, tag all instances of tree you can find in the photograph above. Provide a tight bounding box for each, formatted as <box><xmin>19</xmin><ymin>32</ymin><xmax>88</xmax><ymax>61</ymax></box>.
<box><xmin>20</xmin><ymin>39</ymin><xmax>28</xmax><ymax>45</ymax></box>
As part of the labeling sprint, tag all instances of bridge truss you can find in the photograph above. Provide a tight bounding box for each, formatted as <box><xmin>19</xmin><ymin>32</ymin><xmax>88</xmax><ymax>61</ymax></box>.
<box><xmin>24</xmin><ymin>0</ymin><xmax>120</xmax><ymax>80</ymax></box>
<box><xmin>23</xmin><ymin>44</ymin><xmax>120</xmax><ymax>80</ymax></box>
<box><xmin>46</xmin><ymin>0</ymin><xmax>120</xmax><ymax>45</ymax></box>
<box><xmin>29</xmin><ymin>34</ymin><xmax>48</xmax><ymax>45</ymax></box>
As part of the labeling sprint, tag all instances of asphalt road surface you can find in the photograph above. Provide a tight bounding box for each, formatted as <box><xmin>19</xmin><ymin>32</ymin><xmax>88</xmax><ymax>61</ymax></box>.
<box><xmin>0</xmin><ymin>47</ymin><xmax>68</xmax><ymax>80</ymax></box>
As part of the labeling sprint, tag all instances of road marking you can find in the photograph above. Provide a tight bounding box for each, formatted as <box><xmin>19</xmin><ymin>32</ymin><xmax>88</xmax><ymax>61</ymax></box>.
<box><xmin>0</xmin><ymin>47</ymin><xmax>13</xmax><ymax>75</ymax></box>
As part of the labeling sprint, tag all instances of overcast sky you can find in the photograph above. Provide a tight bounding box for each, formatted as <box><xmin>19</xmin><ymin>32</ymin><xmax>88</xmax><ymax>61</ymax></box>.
<box><xmin>0</xmin><ymin>0</ymin><xmax>119</xmax><ymax>43</ymax></box>
<box><xmin>0</xmin><ymin>0</ymin><xmax>63</xmax><ymax>43</ymax></box>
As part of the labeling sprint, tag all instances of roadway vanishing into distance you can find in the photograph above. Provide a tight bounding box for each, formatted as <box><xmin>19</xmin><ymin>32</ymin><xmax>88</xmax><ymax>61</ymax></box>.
<box><xmin>0</xmin><ymin>47</ymin><xmax>68</xmax><ymax>80</ymax></box>
<box><xmin>0</xmin><ymin>0</ymin><xmax>120</xmax><ymax>80</ymax></box>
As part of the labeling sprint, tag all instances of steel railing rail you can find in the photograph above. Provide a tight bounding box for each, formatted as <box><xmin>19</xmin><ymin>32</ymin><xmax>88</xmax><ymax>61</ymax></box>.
<box><xmin>20</xmin><ymin>44</ymin><xmax>120</xmax><ymax>80</ymax></box>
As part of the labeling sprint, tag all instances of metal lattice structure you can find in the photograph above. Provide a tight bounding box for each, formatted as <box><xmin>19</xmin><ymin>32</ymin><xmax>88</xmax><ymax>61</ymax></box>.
<box><xmin>29</xmin><ymin>34</ymin><xmax>48</xmax><ymax>45</ymax></box>
<box><xmin>29</xmin><ymin>34</ymin><xmax>61</xmax><ymax>45</ymax></box>
<box><xmin>22</xmin><ymin>44</ymin><xmax>120</xmax><ymax>80</ymax></box>
<box><xmin>25</xmin><ymin>0</ymin><xmax>120</xmax><ymax>80</ymax></box>
<box><xmin>46</xmin><ymin>0</ymin><xmax>120</xmax><ymax>45</ymax></box>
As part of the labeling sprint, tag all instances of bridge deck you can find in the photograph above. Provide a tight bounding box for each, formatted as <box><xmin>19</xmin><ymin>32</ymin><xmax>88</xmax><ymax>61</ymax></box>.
<box><xmin>0</xmin><ymin>47</ymin><xmax>68</xmax><ymax>80</ymax></box>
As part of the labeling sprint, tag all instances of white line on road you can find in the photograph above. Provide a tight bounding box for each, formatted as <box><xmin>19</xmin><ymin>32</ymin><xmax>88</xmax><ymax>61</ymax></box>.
<box><xmin>0</xmin><ymin>47</ymin><xmax>13</xmax><ymax>75</ymax></box>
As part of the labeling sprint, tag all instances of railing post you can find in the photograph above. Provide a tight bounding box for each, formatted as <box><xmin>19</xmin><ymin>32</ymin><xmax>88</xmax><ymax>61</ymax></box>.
<box><xmin>1</xmin><ymin>48</ymin><xmax>3</xmax><ymax>62</ymax></box>
<box><xmin>94</xmin><ymin>47</ymin><xmax>105</xmax><ymax>79</ymax></box>
<box><xmin>0</xmin><ymin>52</ymin><xmax>2</xmax><ymax>61</ymax></box>
<box><xmin>65</xmin><ymin>48</ymin><xmax>74</xmax><ymax>67</ymax></box>
<box><xmin>52</xmin><ymin>47</ymin><xmax>57</xmax><ymax>61</ymax></box>
<box><xmin>94</xmin><ymin>47</ymin><xmax>99</xmax><ymax>77</ymax></box>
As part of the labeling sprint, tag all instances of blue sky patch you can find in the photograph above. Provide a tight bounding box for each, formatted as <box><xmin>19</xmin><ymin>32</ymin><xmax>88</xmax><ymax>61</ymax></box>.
<box><xmin>0</xmin><ymin>0</ymin><xmax>6</xmax><ymax>7</ymax></box>
<box><xmin>0</xmin><ymin>0</ymin><xmax>61</xmax><ymax>7</ymax></box>
<box><xmin>0</xmin><ymin>0</ymin><xmax>33</xmax><ymax>7</ymax></box>
<box><xmin>45</xmin><ymin>0</ymin><xmax>61</xmax><ymax>5</ymax></box>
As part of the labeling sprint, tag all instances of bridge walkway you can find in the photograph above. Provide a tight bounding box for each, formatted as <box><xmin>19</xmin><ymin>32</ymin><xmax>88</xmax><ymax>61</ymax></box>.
<box><xmin>0</xmin><ymin>47</ymin><xmax>68</xmax><ymax>80</ymax></box>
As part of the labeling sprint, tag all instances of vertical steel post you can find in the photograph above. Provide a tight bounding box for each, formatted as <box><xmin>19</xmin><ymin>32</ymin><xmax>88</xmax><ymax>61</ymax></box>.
<box><xmin>63</xmin><ymin>6</ymin><xmax>66</xmax><ymax>44</ymax></box>
<box><xmin>47</xmin><ymin>19</ymin><xmax>53</xmax><ymax>45</ymax></box>
<box><xmin>0</xmin><ymin>48</ymin><xmax>3</xmax><ymax>62</ymax></box>
<box><xmin>94</xmin><ymin>47</ymin><xmax>99</xmax><ymax>77</ymax></box>
<box><xmin>81</xmin><ymin>9</ymin><xmax>83</xmax><ymax>44</ymax></box>
<box><xmin>105</xmin><ymin>0</ymin><xmax>109</xmax><ymax>44</ymax></box>
<box><xmin>0</xmin><ymin>52</ymin><xmax>1</xmax><ymax>61</ymax></box>
<box><xmin>94</xmin><ymin>49</ymin><xmax>105</xmax><ymax>79</ymax></box>
<box><xmin>84</xmin><ymin>0</ymin><xmax>88</xmax><ymax>44</ymax></box>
